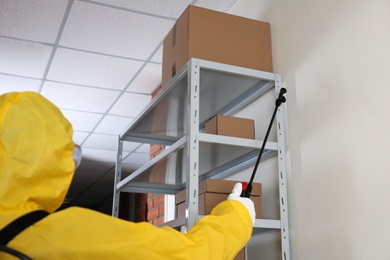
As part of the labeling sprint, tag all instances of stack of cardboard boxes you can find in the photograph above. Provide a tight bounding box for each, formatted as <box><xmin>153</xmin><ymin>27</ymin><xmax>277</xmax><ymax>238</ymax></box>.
<box><xmin>175</xmin><ymin>179</ymin><xmax>262</xmax><ymax>219</ymax></box>
<box><xmin>175</xmin><ymin>179</ymin><xmax>262</xmax><ymax>260</ymax></box>
<box><xmin>162</xmin><ymin>5</ymin><xmax>273</xmax><ymax>87</ymax></box>
<box><xmin>161</xmin><ymin>5</ymin><xmax>272</xmax><ymax>259</ymax></box>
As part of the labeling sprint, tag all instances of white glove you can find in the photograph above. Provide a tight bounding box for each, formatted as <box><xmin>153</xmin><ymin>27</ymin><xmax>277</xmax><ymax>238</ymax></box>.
<box><xmin>228</xmin><ymin>183</ymin><xmax>255</xmax><ymax>225</ymax></box>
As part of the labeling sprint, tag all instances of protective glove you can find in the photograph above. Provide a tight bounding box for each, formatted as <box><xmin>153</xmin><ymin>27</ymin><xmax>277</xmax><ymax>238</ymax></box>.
<box><xmin>228</xmin><ymin>183</ymin><xmax>256</xmax><ymax>225</ymax></box>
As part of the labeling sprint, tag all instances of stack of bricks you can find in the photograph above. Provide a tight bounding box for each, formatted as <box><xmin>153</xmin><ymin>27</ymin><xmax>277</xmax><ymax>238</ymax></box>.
<box><xmin>147</xmin><ymin>191</ymin><xmax>165</xmax><ymax>225</ymax></box>
<box><xmin>146</xmin><ymin>85</ymin><xmax>166</xmax><ymax>225</ymax></box>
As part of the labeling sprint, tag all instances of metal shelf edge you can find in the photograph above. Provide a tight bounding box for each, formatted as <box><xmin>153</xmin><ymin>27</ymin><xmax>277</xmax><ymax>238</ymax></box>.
<box><xmin>116</xmin><ymin>136</ymin><xmax>187</xmax><ymax>190</ymax></box>
<box><xmin>159</xmin><ymin>216</ymin><xmax>281</xmax><ymax>231</ymax></box>
<box><xmin>199</xmin><ymin>133</ymin><xmax>278</xmax><ymax>150</ymax></box>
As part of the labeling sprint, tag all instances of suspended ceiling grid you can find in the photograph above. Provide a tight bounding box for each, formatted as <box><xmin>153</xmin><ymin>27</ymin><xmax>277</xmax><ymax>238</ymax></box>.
<box><xmin>0</xmin><ymin>0</ymin><xmax>237</xmax><ymax>208</ymax></box>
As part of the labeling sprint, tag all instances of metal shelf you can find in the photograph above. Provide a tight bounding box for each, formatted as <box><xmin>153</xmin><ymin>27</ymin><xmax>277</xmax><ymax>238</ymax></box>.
<box><xmin>116</xmin><ymin>134</ymin><xmax>278</xmax><ymax>194</ymax></box>
<box><xmin>112</xmin><ymin>58</ymin><xmax>290</xmax><ymax>259</ymax></box>
<box><xmin>120</xmin><ymin>59</ymin><xmax>276</xmax><ymax>145</ymax></box>
<box><xmin>160</xmin><ymin>216</ymin><xmax>282</xmax><ymax>235</ymax></box>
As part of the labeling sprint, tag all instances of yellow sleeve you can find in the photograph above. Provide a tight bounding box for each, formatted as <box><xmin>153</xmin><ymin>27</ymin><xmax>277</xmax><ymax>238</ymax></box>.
<box><xmin>7</xmin><ymin>201</ymin><xmax>252</xmax><ymax>260</ymax></box>
<box><xmin>184</xmin><ymin>200</ymin><xmax>253</xmax><ymax>259</ymax></box>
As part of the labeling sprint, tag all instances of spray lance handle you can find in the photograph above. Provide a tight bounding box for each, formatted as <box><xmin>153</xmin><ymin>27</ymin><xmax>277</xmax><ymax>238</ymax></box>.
<box><xmin>240</xmin><ymin>182</ymin><xmax>252</xmax><ymax>198</ymax></box>
<box><xmin>240</xmin><ymin>88</ymin><xmax>287</xmax><ymax>198</ymax></box>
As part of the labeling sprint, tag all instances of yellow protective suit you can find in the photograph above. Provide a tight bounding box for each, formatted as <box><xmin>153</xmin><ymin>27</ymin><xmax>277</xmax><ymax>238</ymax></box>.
<box><xmin>0</xmin><ymin>92</ymin><xmax>252</xmax><ymax>259</ymax></box>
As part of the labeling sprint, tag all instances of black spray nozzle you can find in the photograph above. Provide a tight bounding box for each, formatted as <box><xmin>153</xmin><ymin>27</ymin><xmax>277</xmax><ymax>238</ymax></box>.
<box><xmin>276</xmin><ymin>88</ymin><xmax>287</xmax><ymax>107</ymax></box>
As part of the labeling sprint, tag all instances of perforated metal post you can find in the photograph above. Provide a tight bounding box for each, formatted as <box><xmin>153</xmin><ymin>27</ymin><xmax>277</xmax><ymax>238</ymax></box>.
<box><xmin>184</xmin><ymin>59</ymin><xmax>200</xmax><ymax>232</ymax></box>
<box><xmin>275</xmin><ymin>74</ymin><xmax>290</xmax><ymax>260</ymax></box>
<box><xmin>112</xmin><ymin>136</ymin><xmax>123</xmax><ymax>217</ymax></box>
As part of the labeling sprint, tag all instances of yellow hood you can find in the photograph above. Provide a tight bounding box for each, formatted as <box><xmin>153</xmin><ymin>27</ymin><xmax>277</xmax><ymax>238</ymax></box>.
<box><xmin>0</xmin><ymin>92</ymin><xmax>75</xmax><ymax>226</ymax></box>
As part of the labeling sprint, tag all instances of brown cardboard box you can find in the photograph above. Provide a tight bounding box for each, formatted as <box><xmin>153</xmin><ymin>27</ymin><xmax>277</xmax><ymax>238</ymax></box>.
<box><xmin>175</xmin><ymin>179</ymin><xmax>262</xmax><ymax>204</ymax></box>
<box><xmin>235</xmin><ymin>247</ymin><xmax>246</xmax><ymax>260</ymax></box>
<box><xmin>162</xmin><ymin>5</ymin><xmax>273</xmax><ymax>87</ymax></box>
<box><xmin>175</xmin><ymin>179</ymin><xmax>262</xmax><ymax>218</ymax></box>
<box><xmin>176</xmin><ymin>193</ymin><xmax>261</xmax><ymax>218</ymax></box>
<box><xmin>205</xmin><ymin>115</ymin><xmax>255</xmax><ymax>139</ymax></box>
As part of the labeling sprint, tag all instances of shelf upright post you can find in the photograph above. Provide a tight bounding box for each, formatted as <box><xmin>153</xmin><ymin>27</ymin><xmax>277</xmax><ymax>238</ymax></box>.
<box><xmin>184</xmin><ymin>59</ymin><xmax>201</xmax><ymax>232</ymax></box>
<box><xmin>275</xmin><ymin>74</ymin><xmax>290</xmax><ymax>260</ymax></box>
<box><xmin>112</xmin><ymin>135</ymin><xmax>123</xmax><ymax>217</ymax></box>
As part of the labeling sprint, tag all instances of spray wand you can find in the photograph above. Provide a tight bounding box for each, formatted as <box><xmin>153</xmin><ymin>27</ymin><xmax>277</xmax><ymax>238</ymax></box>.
<box><xmin>240</xmin><ymin>88</ymin><xmax>287</xmax><ymax>198</ymax></box>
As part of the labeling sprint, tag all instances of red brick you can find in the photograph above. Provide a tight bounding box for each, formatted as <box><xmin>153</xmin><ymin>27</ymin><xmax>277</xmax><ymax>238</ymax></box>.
<box><xmin>147</xmin><ymin>207</ymin><xmax>159</xmax><ymax>220</ymax></box>
<box><xmin>158</xmin><ymin>205</ymin><xmax>165</xmax><ymax>216</ymax></box>
<box><xmin>153</xmin><ymin>216</ymin><xmax>165</xmax><ymax>226</ymax></box>
<box><xmin>150</xmin><ymin>144</ymin><xmax>163</xmax><ymax>155</ymax></box>
<box><xmin>153</xmin><ymin>194</ymin><xmax>165</xmax><ymax>207</ymax></box>
<box><xmin>147</xmin><ymin>200</ymin><xmax>153</xmax><ymax>210</ymax></box>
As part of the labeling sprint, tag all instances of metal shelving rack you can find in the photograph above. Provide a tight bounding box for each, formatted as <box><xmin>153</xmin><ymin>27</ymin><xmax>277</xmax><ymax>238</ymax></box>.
<box><xmin>112</xmin><ymin>58</ymin><xmax>290</xmax><ymax>259</ymax></box>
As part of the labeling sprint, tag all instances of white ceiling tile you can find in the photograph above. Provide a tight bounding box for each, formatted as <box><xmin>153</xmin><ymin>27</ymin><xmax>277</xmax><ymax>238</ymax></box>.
<box><xmin>59</xmin><ymin>1</ymin><xmax>175</xmax><ymax>60</ymax></box>
<box><xmin>47</xmin><ymin>48</ymin><xmax>143</xmax><ymax>90</ymax></box>
<box><xmin>73</xmin><ymin>131</ymin><xmax>89</xmax><ymax>146</ymax></box>
<box><xmin>60</xmin><ymin>110</ymin><xmax>103</xmax><ymax>132</ymax></box>
<box><xmin>41</xmin><ymin>81</ymin><xmax>121</xmax><ymax>113</ymax></box>
<box><xmin>122</xmin><ymin>152</ymin><xmax>150</xmax><ymax>165</ymax></box>
<box><xmin>0</xmin><ymin>38</ymin><xmax>52</xmax><ymax>78</ymax></box>
<box><xmin>108</xmin><ymin>92</ymin><xmax>151</xmax><ymax>117</ymax></box>
<box><xmin>83</xmin><ymin>133</ymin><xmax>118</xmax><ymax>150</ymax></box>
<box><xmin>81</xmin><ymin>148</ymin><xmax>128</xmax><ymax>163</ymax></box>
<box><xmin>0</xmin><ymin>74</ymin><xmax>40</xmax><ymax>95</ymax></box>
<box><xmin>150</xmin><ymin>46</ymin><xmax>162</xmax><ymax>63</ymax></box>
<box><xmin>127</xmin><ymin>63</ymin><xmax>162</xmax><ymax>94</ymax></box>
<box><xmin>123</xmin><ymin>142</ymin><xmax>145</xmax><ymax>153</ymax></box>
<box><xmin>94</xmin><ymin>115</ymin><xmax>134</xmax><ymax>135</ymax></box>
<box><xmin>196</xmin><ymin>0</ymin><xmax>238</xmax><ymax>12</ymax></box>
<box><xmin>135</xmin><ymin>144</ymin><xmax>151</xmax><ymax>154</ymax></box>
<box><xmin>83</xmin><ymin>133</ymin><xmax>144</xmax><ymax>153</ymax></box>
<box><xmin>92</xmin><ymin>0</ymin><xmax>192</xmax><ymax>19</ymax></box>
<box><xmin>0</xmin><ymin>0</ymin><xmax>68</xmax><ymax>43</ymax></box>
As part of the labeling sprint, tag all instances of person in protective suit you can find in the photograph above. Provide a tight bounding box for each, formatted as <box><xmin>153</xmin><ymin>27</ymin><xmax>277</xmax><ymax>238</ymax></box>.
<box><xmin>0</xmin><ymin>91</ymin><xmax>255</xmax><ymax>260</ymax></box>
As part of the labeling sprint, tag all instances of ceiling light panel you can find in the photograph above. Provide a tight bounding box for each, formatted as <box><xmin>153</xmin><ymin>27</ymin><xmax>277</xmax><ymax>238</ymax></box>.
<box><xmin>0</xmin><ymin>0</ymin><xmax>68</xmax><ymax>43</ymax></box>
<box><xmin>59</xmin><ymin>1</ymin><xmax>175</xmax><ymax>60</ymax></box>
<box><xmin>47</xmin><ymin>47</ymin><xmax>143</xmax><ymax>90</ymax></box>
<box><xmin>94</xmin><ymin>115</ymin><xmax>134</xmax><ymax>135</ymax></box>
<box><xmin>92</xmin><ymin>0</ymin><xmax>192</xmax><ymax>19</ymax></box>
<box><xmin>41</xmin><ymin>81</ymin><xmax>121</xmax><ymax>113</ymax></box>
<box><xmin>108</xmin><ymin>92</ymin><xmax>151</xmax><ymax>117</ymax></box>
<box><xmin>0</xmin><ymin>38</ymin><xmax>52</xmax><ymax>78</ymax></box>
<box><xmin>127</xmin><ymin>63</ymin><xmax>162</xmax><ymax>94</ymax></box>
<box><xmin>61</xmin><ymin>110</ymin><xmax>103</xmax><ymax>132</ymax></box>
<box><xmin>0</xmin><ymin>74</ymin><xmax>41</xmax><ymax>95</ymax></box>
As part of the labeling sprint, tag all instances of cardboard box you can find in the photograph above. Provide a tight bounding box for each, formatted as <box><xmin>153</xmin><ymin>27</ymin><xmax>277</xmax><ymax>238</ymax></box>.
<box><xmin>205</xmin><ymin>115</ymin><xmax>255</xmax><ymax>139</ymax></box>
<box><xmin>175</xmin><ymin>179</ymin><xmax>262</xmax><ymax>218</ymax></box>
<box><xmin>235</xmin><ymin>247</ymin><xmax>246</xmax><ymax>260</ymax></box>
<box><xmin>162</xmin><ymin>5</ymin><xmax>273</xmax><ymax>87</ymax></box>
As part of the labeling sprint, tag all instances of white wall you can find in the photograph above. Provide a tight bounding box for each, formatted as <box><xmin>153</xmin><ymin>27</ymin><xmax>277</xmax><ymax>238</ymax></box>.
<box><xmin>229</xmin><ymin>0</ymin><xmax>390</xmax><ymax>259</ymax></box>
